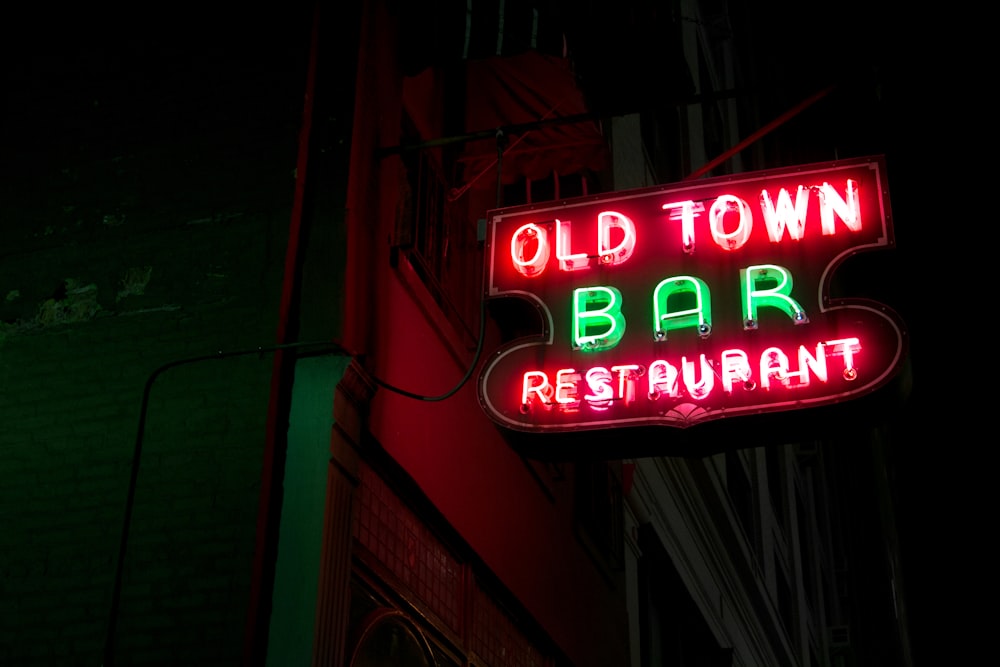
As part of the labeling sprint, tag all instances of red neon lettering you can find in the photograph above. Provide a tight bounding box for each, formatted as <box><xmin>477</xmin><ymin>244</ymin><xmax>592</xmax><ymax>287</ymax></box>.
<box><xmin>519</xmin><ymin>338</ymin><xmax>862</xmax><ymax>412</ymax></box>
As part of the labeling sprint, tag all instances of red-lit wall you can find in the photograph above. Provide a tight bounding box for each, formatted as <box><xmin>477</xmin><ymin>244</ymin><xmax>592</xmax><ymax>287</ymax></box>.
<box><xmin>342</xmin><ymin>1</ymin><xmax>629</xmax><ymax>665</ymax></box>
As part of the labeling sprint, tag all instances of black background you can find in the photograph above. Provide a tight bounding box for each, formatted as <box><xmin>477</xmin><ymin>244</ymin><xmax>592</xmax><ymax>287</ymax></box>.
<box><xmin>2</xmin><ymin>3</ymin><xmax>977</xmax><ymax>665</ymax></box>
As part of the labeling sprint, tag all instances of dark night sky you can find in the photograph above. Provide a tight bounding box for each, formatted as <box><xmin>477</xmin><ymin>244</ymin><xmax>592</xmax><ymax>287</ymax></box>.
<box><xmin>1</xmin><ymin>4</ymin><xmax>976</xmax><ymax>665</ymax></box>
<box><xmin>837</xmin><ymin>17</ymin><xmax>980</xmax><ymax>667</ymax></box>
<box><xmin>2</xmin><ymin>6</ymin><xmax>311</xmax><ymax>169</ymax></box>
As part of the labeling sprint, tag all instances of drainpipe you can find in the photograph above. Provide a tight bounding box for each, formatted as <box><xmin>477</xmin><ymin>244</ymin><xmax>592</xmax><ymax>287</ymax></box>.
<box><xmin>102</xmin><ymin>342</ymin><xmax>339</xmax><ymax>667</ymax></box>
<box><xmin>242</xmin><ymin>3</ymin><xmax>322</xmax><ymax>664</ymax></box>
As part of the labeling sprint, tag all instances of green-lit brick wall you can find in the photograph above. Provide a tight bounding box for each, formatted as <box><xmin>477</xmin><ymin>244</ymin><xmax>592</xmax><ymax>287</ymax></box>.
<box><xmin>0</xmin><ymin>5</ymin><xmax>357</xmax><ymax>663</ymax></box>
<box><xmin>0</xmin><ymin>19</ymin><xmax>318</xmax><ymax>664</ymax></box>
<box><xmin>0</xmin><ymin>160</ymin><xmax>295</xmax><ymax>664</ymax></box>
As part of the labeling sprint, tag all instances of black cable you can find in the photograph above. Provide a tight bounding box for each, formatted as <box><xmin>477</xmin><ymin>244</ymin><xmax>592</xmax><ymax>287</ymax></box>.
<box><xmin>367</xmin><ymin>286</ymin><xmax>488</xmax><ymax>402</ymax></box>
<box><xmin>367</xmin><ymin>130</ymin><xmax>503</xmax><ymax>402</ymax></box>
<box><xmin>102</xmin><ymin>339</ymin><xmax>346</xmax><ymax>666</ymax></box>
<box><xmin>105</xmin><ymin>129</ymin><xmax>504</xmax><ymax>663</ymax></box>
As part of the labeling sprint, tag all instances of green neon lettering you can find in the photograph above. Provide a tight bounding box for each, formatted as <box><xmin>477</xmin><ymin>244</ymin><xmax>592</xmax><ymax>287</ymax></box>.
<box><xmin>652</xmin><ymin>275</ymin><xmax>712</xmax><ymax>340</ymax></box>
<box><xmin>572</xmin><ymin>286</ymin><xmax>625</xmax><ymax>351</ymax></box>
<box><xmin>740</xmin><ymin>264</ymin><xmax>808</xmax><ymax>329</ymax></box>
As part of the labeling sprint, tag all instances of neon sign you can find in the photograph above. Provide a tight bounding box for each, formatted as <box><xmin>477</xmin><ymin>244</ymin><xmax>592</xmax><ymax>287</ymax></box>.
<box><xmin>478</xmin><ymin>156</ymin><xmax>907</xmax><ymax>434</ymax></box>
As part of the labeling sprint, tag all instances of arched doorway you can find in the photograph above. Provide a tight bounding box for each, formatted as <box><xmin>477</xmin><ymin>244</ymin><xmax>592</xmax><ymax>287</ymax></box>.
<box><xmin>348</xmin><ymin>608</ymin><xmax>436</xmax><ymax>667</ymax></box>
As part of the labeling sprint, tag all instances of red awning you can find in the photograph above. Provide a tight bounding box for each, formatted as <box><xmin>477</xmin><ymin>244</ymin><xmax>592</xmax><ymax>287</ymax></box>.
<box><xmin>458</xmin><ymin>51</ymin><xmax>609</xmax><ymax>192</ymax></box>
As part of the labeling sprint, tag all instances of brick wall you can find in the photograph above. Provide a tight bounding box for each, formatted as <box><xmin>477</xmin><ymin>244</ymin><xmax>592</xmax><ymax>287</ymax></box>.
<box><xmin>0</xmin><ymin>24</ymin><xmax>311</xmax><ymax>662</ymax></box>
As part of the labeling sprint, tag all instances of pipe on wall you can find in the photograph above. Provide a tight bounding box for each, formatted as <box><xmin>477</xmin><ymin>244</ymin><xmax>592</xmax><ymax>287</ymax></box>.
<box><xmin>243</xmin><ymin>3</ymin><xmax>323</xmax><ymax>664</ymax></box>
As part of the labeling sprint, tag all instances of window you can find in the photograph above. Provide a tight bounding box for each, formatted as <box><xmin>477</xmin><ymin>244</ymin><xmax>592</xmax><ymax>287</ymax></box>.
<box><xmin>351</xmin><ymin>461</ymin><xmax>555</xmax><ymax>667</ymax></box>
<box><xmin>394</xmin><ymin>110</ymin><xmax>482</xmax><ymax>346</ymax></box>
<box><xmin>775</xmin><ymin>551</ymin><xmax>795</xmax><ymax>635</ymax></box>
<box><xmin>637</xmin><ymin>524</ymin><xmax>734</xmax><ymax>667</ymax></box>
<box><xmin>574</xmin><ymin>460</ymin><xmax>624</xmax><ymax>574</ymax></box>
<box><xmin>393</xmin><ymin>41</ymin><xmax>609</xmax><ymax>354</ymax></box>
<box><xmin>796</xmin><ymin>486</ymin><xmax>817</xmax><ymax>611</ymax></box>
<box><xmin>501</xmin><ymin>170</ymin><xmax>594</xmax><ymax>208</ymax></box>
<box><xmin>349</xmin><ymin>609</ymin><xmax>437</xmax><ymax>667</ymax></box>
<box><xmin>725</xmin><ymin>451</ymin><xmax>757</xmax><ymax>555</ymax></box>
<box><xmin>766</xmin><ymin>445</ymin><xmax>786</xmax><ymax>529</ymax></box>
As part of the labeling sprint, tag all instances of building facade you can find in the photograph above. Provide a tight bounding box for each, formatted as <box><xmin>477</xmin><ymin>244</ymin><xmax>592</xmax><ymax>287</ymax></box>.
<box><xmin>1</xmin><ymin>1</ymin><xmax>912</xmax><ymax>666</ymax></box>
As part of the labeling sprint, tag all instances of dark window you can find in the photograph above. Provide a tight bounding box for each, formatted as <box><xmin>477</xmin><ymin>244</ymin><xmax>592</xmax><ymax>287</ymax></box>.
<box><xmin>574</xmin><ymin>460</ymin><xmax>624</xmax><ymax>574</ymax></box>
<box><xmin>725</xmin><ymin>451</ymin><xmax>756</xmax><ymax>555</ymax></box>
<box><xmin>351</xmin><ymin>460</ymin><xmax>555</xmax><ymax>667</ymax></box>
<box><xmin>502</xmin><ymin>170</ymin><xmax>593</xmax><ymax>207</ymax></box>
<box><xmin>797</xmin><ymin>487</ymin><xmax>817</xmax><ymax>611</ymax></box>
<box><xmin>774</xmin><ymin>551</ymin><xmax>796</xmax><ymax>642</ymax></box>
<box><xmin>638</xmin><ymin>524</ymin><xmax>734</xmax><ymax>667</ymax></box>
<box><xmin>349</xmin><ymin>609</ymin><xmax>435</xmax><ymax>667</ymax></box>
<box><xmin>766</xmin><ymin>445</ymin><xmax>786</xmax><ymax>529</ymax></box>
<box><xmin>395</xmin><ymin>111</ymin><xmax>481</xmax><ymax>344</ymax></box>
<box><xmin>641</xmin><ymin>107</ymin><xmax>685</xmax><ymax>183</ymax></box>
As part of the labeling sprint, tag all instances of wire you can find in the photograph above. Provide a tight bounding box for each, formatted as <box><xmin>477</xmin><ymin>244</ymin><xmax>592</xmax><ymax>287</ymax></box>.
<box><xmin>367</xmin><ymin>287</ymin><xmax>488</xmax><ymax>402</ymax></box>
<box><xmin>103</xmin><ymin>339</ymin><xmax>348</xmax><ymax>666</ymax></box>
<box><xmin>365</xmin><ymin>129</ymin><xmax>504</xmax><ymax>402</ymax></box>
